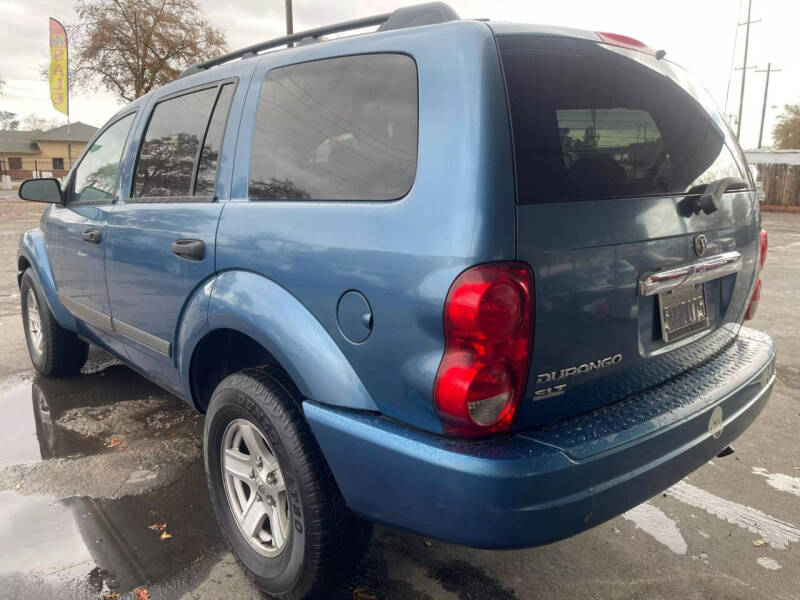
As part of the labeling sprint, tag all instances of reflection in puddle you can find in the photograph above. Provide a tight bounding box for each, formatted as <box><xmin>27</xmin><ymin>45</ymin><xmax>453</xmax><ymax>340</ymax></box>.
<box><xmin>0</xmin><ymin>381</ymin><xmax>43</xmax><ymax>469</ymax></box>
<box><xmin>0</xmin><ymin>490</ymin><xmax>94</xmax><ymax>575</ymax></box>
<box><xmin>0</xmin><ymin>463</ymin><xmax>223</xmax><ymax>595</ymax></box>
<box><xmin>0</xmin><ymin>367</ymin><xmax>223</xmax><ymax>596</ymax></box>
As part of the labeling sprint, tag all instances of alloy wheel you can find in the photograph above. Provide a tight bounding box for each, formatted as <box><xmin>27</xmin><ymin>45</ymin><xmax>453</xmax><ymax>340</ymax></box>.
<box><xmin>220</xmin><ymin>419</ymin><xmax>291</xmax><ymax>556</ymax></box>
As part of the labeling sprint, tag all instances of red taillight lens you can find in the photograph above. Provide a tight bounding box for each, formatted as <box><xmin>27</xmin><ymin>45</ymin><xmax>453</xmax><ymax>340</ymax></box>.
<box><xmin>745</xmin><ymin>228</ymin><xmax>767</xmax><ymax>321</ymax></box>
<box><xmin>745</xmin><ymin>278</ymin><xmax>761</xmax><ymax>321</ymax></box>
<box><xmin>596</xmin><ymin>32</ymin><xmax>656</xmax><ymax>55</ymax></box>
<box><xmin>434</xmin><ymin>263</ymin><xmax>533</xmax><ymax>437</ymax></box>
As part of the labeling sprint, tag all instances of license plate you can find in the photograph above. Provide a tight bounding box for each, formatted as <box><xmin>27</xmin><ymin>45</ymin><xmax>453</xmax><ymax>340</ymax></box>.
<box><xmin>658</xmin><ymin>284</ymin><xmax>709</xmax><ymax>343</ymax></box>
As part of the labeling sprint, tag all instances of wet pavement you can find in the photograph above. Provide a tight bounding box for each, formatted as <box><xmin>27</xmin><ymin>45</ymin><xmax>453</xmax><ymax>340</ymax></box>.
<box><xmin>0</xmin><ymin>201</ymin><xmax>798</xmax><ymax>599</ymax></box>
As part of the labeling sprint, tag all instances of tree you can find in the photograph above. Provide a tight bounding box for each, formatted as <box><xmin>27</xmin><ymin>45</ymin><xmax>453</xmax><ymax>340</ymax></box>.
<box><xmin>0</xmin><ymin>73</ymin><xmax>5</xmax><ymax>96</ymax></box>
<box><xmin>71</xmin><ymin>0</ymin><xmax>227</xmax><ymax>102</ymax></box>
<box><xmin>22</xmin><ymin>114</ymin><xmax>63</xmax><ymax>131</ymax></box>
<box><xmin>772</xmin><ymin>104</ymin><xmax>800</xmax><ymax>150</ymax></box>
<box><xmin>0</xmin><ymin>111</ymin><xmax>19</xmax><ymax>131</ymax></box>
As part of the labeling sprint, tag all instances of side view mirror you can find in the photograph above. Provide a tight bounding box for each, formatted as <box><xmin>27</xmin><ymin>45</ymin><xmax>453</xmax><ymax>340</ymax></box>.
<box><xmin>18</xmin><ymin>178</ymin><xmax>64</xmax><ymax>204</ymax></box>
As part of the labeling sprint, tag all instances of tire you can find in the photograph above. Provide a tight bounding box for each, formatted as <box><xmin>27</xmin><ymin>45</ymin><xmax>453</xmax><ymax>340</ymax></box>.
<box><xmin>20</xmin><ymin>270</ymin><xmax>89</xmax><ymax>376</ymax></box>
<box><xmin>204</xmin><ymin>368</ymin><xmax>371</xmax><ymax>599</ymax></box>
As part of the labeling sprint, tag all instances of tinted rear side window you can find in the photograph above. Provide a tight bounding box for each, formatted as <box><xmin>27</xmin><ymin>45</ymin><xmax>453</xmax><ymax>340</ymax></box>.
<box><xmin>196</xmin><ymin>83</ymin><xmax>235</xmax><ymax>196</ymax></box>
<box><xmin>249</xmin><ymin>54</ymin><xmax>418</xmax><ymax>201</ymax></box>
<box><xmin>133</xmin><ymin>82</ymin><xmax>235</xmax><ymax>200</ymax></box>
<box><xmin>499</xmin><ymin>37</ymin><xmax>744</xmax><ymax>203</ymax></box>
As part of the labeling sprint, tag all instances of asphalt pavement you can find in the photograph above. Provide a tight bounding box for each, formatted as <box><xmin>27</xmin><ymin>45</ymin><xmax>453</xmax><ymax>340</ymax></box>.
<box><xmin>0</xmin><ymin>199</ymin><xmax>797</xmax><ymax>600</ymax></box>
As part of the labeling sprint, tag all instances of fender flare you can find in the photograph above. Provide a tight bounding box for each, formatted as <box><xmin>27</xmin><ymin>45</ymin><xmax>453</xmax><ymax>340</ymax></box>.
<box><xmin>178</xmin><ymin>270</ymin><xmax>378</xmax><ymax>412</ymax></box>
<box><xmin>17</xmin><ymin>228</ymin><xmax>77</xmax><ymax>331</ymax></box>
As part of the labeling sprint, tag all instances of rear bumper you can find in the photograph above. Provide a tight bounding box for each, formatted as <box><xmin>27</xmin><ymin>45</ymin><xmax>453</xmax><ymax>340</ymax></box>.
<box><xmin>305</xmin><ymin>327</ymin><xmax>776</xmax><ymax>549</ymax></box>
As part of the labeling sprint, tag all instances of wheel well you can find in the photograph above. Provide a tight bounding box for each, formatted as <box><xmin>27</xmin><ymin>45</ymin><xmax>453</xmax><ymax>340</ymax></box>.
<box><xmin>189</xmin><ymin>329</ymin><xmax>297</xmax><ymax>413</ymax></box>
<box><xmin>17</xmin><ymin>256</ymin><xmax>31</xmax><ymax>287</ymax></box>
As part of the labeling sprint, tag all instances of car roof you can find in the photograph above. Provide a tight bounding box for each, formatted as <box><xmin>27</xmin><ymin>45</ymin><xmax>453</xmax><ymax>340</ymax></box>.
<box><xmin>487</xmin><ymin>21</ymin><xmax>601</xmax><ymax>42</ymax></box>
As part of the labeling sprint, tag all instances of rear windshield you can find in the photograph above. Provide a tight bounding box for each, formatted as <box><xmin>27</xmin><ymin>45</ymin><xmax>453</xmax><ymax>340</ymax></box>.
<box><xmin>499</xmin><ymin>36</ymin><xmax>746</xmax><ymax>204</ymax></box>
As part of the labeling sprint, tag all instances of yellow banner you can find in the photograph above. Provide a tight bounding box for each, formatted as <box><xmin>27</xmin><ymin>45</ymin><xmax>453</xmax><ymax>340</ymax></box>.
<box><xmin>49</xmin><ymin>18</ymin><xmax>68</xmax><ymax>116</ymax></box>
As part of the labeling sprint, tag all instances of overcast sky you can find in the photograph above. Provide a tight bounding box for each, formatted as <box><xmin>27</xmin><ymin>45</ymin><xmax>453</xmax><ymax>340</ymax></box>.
<box><xmin>0</xmin><ymin>0</ymin><xmax>795</xmax><ymax>149</ymax></box>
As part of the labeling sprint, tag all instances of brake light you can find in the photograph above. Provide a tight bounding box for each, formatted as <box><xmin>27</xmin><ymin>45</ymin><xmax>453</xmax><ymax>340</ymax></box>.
<box><xmin>434</xmin><ymin>263</ymin><xmax>533</xmax><ymax>436</ymax></box>
<box><xmin>745</xmin><ymin>228</ymin><xmax>767</xmax><ymax>321</ymax></box>
<box><xmin>745</xmin><ymin>279</ymin><xmax>761</xmax><ymax>321</ymax></box>
<box><xmin>596</xmin><ymin>32</ymin><xmax>656</xmax><ymax>55</ymax></box>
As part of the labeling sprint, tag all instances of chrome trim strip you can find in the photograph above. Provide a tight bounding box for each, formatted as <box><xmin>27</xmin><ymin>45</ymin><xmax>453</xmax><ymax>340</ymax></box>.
<box><xmin>639</xmin><ymin>251</ymin><xmax>742</xmax><ymax>296</ymax></box>
<box><xmin>57</xmin><ymin>292</ymin><xmax>171</xmax><ymax>357</ymax></box>
<box><xmin>114</xmin><ymin>319</ymin><xmax>171</xmax><ymax>357</ymax></box>
<box><xmin>57</xmin><ymin>292</ymin><xmax>113</xmax><ymax>332</ymax></box>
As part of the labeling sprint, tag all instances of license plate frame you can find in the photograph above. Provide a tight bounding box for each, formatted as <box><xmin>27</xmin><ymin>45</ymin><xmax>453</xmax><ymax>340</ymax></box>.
<box><xmin>658</xmin><ymin>283</ymin><xmax>709</xmax><ymax>343</ymax></box>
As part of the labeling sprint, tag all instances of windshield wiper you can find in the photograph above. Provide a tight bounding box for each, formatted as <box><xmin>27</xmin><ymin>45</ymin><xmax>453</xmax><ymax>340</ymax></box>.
<box><xmin>683</xmin><ymin>176</ymin><xmax>749</xmax><ymax>215</ymax></box>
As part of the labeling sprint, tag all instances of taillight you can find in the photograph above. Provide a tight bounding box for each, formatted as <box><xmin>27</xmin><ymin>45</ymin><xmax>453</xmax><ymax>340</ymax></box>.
<box><xmin>745</xmin><ymin>228</ymin><xmax>767</xmax><ymax>321</ymax></box>
<box><xmin>596</xmin><ymin>32</ymin><xmax>656</xmax><ymax>55</ymax></box>
<box><xmin>745</xmin><ymin>278</ymin><xmax>761</xmax><ymax>321</ymax></box>
<box><xmin>434</xmin><ymin>262</ymin><xmax>533</xmax><ymax>437</ymax></box>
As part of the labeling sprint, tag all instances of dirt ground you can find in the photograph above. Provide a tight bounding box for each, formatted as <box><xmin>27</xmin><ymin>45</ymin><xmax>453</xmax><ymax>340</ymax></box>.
<box><xmin>0</xmin><ymin>198</ymin><xmax>798</xmax><ymax>599</ymax></box>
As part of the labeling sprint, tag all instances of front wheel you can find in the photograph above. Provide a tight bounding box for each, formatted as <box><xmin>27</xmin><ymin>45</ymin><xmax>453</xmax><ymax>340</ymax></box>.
<box><xmin>204</xmin><ymin>368</ymin><xmax>371</xmax><ymax>599</ymax></box>
<box><xmin>20</xmin><ymin>270</ymin><xmax>88</xmax><ymax>376</ymax></box>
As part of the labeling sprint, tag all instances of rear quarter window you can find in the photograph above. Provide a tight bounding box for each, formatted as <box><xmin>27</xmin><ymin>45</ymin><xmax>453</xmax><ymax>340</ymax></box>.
<box><xmin>499</xmin><ymin>37</ymin><xmax>744</xmax><ymax>204</ymax></box>
<box><xmin>249</xmin><ymin>53</ymin><xmax>418</xmax><ymax>201</ymax></box>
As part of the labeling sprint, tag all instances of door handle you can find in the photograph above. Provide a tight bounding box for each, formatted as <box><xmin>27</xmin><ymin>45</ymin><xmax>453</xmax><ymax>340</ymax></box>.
<box><xmin>171</xmin><ymin>239</ymin><xmax>205</xmax><ymax>261</ymax></box>
<box><xmin>81</xmin><ymin>228</ymin><xmax>103</xmax><ymax>244</ymax></box>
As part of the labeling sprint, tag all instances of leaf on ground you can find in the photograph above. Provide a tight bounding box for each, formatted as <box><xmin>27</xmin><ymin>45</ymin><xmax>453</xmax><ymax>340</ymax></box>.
<box><xmin>753</xmin><ymin>539</ymin><xmax>768</xmax><ymax>547</ymax></box>
<box><xmin>134</xmin><ymin>589</ymin><xmax>150</xmax><ymax>600</ymax></box>
<box><xmin>353</xmin><ymin>588</ymin><xmax>378</xmax><ymax>600</ymax></box>
<box><xmin>99</xmin><ymin>593</ymin><xmax>120</xmax><ymax>599</ymax></box>
<box><xmin>160</xmin><ymin>531</ymin><xmax>173</xmax><ymax>540</ymax></box>
<box><xmin>148</xmin><ymin>522</ymin><xmax>167</xmax><ymax>531</ymax></box>
<box><xmin>106</xmin><ymin>437</ymin><xmax>123</xmax><ymax>448</ymax></box>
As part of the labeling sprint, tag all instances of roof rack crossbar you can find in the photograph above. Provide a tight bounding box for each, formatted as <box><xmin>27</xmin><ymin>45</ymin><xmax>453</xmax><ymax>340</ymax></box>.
<box><xmin>179</xmin><ymin>12</ymin><xmax>391</xmax><ymax>79</ymax></box>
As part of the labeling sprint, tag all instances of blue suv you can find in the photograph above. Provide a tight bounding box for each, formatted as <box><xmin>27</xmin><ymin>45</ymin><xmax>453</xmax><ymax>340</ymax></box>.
<box><xmin>17</xmin><ymin>3</ymin><xmax>775</xmax><ymax>598</ymax></box>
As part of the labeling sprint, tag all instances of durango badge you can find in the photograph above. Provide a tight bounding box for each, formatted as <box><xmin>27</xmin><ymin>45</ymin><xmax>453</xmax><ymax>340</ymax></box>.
<box><xmin>536</xmin><ymin>353</ymin><xmax>623</xmax><ymax>384</ymax></box>
<box><xmin>534</xmin><ymin>354</ymin><xmax>623</xmax><ymax>400</ymax></box>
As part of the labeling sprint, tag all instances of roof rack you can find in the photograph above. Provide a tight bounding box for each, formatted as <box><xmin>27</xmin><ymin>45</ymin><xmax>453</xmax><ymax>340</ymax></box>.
<box><xmin>179</xmin><ymin>2</ymin><xmax>459</xmax><ymax>79</ymax></box>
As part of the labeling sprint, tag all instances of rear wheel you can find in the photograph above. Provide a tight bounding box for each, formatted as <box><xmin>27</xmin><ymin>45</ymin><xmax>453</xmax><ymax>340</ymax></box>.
<box><xmin>20</xmin><ymin>270</ymin><xmax>89</xmax><ymax>376</ymax></box>
<box><xmin>204</xmin><ymin>368</ymin><xmax>371</xmax><ymax>599</ymax></box>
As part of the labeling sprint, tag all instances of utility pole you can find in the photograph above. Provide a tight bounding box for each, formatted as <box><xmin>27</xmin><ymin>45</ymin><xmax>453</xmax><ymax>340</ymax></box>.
<box><xmin>756</xmin><ymin>63</ymin><xmax>782</xmax><ymax>149</ymax></box>
<box><xmin>736</xmin><ymin>0</ymin><xmax>760</xmax><ymax>139</ymax></box>
<box><xmin>285</xmin><ymin>0</ymin><xmax>293</xmax><ymax>36</ymax></box>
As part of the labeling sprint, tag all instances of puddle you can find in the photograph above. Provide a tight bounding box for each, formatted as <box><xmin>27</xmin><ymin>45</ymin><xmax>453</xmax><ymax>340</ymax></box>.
<box><xmin>0</xmin><ymin>363</ymin><xmax>219</xmax><ymax>596</ymax></box>
<box><xmin>0</xmin><ymin>490</ymin><xmax>94</xmax><ymax>575</ymax></box>
<box><xmin>0</xmin><ymin>365</ymin><xmax>199</xmax><ymax>470</ymax></box>
<box><xmin>0</xmin><ymin>462</ymin><xmax>224</xmax><ymax>596</ymax></box>
<box><xmin>0</xmin><ymin>381</ymin><xmax>42</xmax><ymax>469</ymax></box>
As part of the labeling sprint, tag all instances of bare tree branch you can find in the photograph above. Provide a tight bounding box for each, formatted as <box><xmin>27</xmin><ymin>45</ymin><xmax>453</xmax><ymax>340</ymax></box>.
<box><xmin>67</xmin><ymin>0</ymin><xmax>228</xmax><ymax>102</ymax></box>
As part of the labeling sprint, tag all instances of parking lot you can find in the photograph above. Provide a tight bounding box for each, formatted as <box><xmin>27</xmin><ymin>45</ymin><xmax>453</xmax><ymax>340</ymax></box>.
<box><xmin>0</xmin><ymin>197</ymin><xmax>798</xmax><ymax>599</ymax></box>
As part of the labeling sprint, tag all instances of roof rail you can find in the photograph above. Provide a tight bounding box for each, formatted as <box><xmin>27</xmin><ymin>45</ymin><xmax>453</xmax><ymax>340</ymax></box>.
<box><xmin>179</xmin><ymin>2</ymin><xmax>459</xmax><ymax>79</ymax></box>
